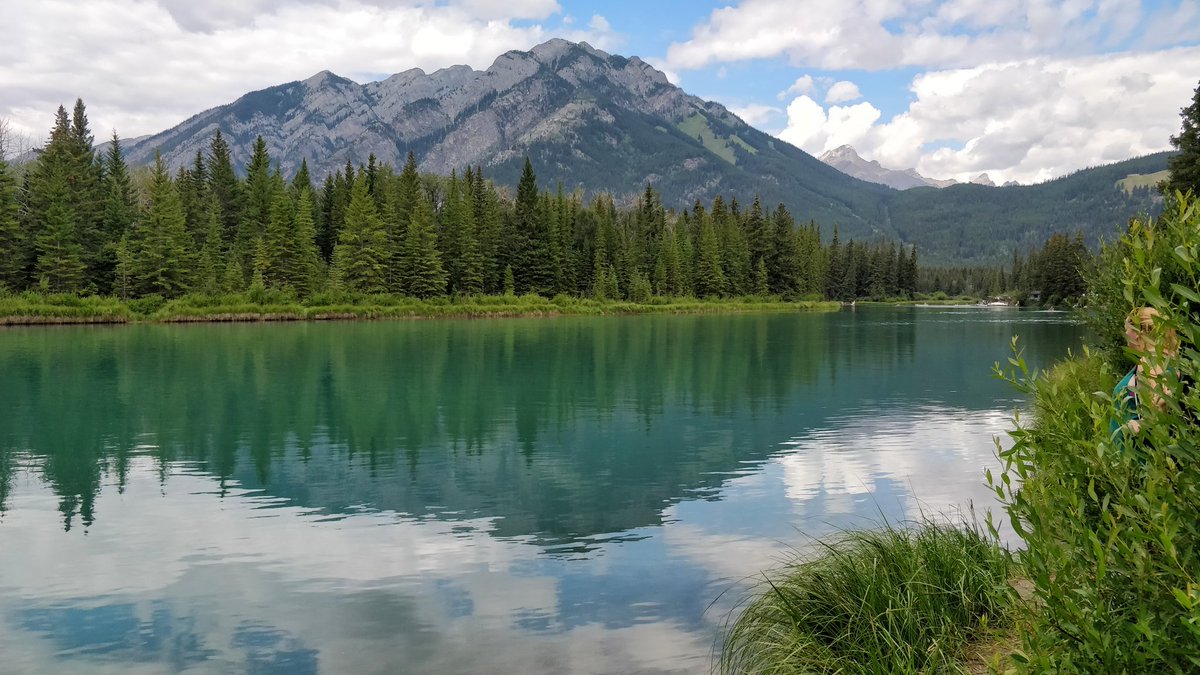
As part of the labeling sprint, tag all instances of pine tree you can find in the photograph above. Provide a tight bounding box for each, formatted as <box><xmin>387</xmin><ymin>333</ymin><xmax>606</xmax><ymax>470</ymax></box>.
<box><xmin>67</xmin><ymin>99</ymin><xmax>106</xmax><ymax>289</ymax></box>
<box><xmin>754</xmin><ymin>258</ymin><xmax>769</xmax><ymax>297</ymax></box>
<box><xmin>388</xmin><ymin>152</ymin><xmax>421</xmax><ymax>292</ymax></box>
<box><xmin>98</xmin><ymin>132</ymin><xmax>137</xmax><ymax>293</ymax></box>
<box><xmin>746</xmin><ymin>195</ymin><xmax>771</xmax><ymax>271</ymax></box>
<box><xmin>196</xmin><ymin>194</ymin><xmax>225</xmax><ymax>295</ymax></box>
<box><xmin>1164</xmin><ymin>80</ymin><xmax>1200</xmax><ymax>195</ymax></box>
<box><xmin>695</xmin><ymin>209</ymin><xmax>726</xmax><ymax>297</ymax></box>
<box><xmin>771</xmin><ymin>205</ymin><xmax>800</xmax><ymax>295</ymax></box>
<box><xmin>317</xmin><ymin>173</ymin><xmax>338</xmax><ymax>263</ymax></box>
<box><xmin>400</xmin><ymin>195</ymin><xmax>446</xmax><ymax>298</ymax></box>
<box><xmin>257</xmin><ymin>182</ymin><xmax>297</xmax><ymax>290</ymax></box>
<box><xmin>0</xmin><ymin>155</ymin><xmax>25</xmax><ymax>290</ymax></box>
<box><xmin>128</xmin><ymin>153</ymin><xmax>194</xmax><ymax>297</ymax></box>
<box><xmin>240</xmin><ymin>136</ymin><xmax>274</xmax><ymax>248</ymax></box>
<box><xmin>330</xmin><ymin>173</ymin><xmax>389</xmax><ymax>294</ymax></box>
<box><xmin>512</xmin><ymin>158</ymin><xmax>552</xmax><ymax>294</ymax></box>
<box><xmin>34</xmin><ymin>169</ymin><xmax>88</xmax><ymax>293</ymax></box>
<box><xmin>207</xmin><ymin>129</ymin><xmax>242</xmax><ymax>245</ymax></box>
<box><xmin>291</xmin><ymin>188</ymin><xmax>321</xmax><ymax>296</ymax></box>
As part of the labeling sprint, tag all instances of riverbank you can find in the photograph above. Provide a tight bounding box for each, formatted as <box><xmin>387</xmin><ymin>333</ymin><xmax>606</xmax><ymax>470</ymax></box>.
<box><xmin>0</xmin><ymin>291</ymin><xmax>839</xmax><ymax>325</ymax></box>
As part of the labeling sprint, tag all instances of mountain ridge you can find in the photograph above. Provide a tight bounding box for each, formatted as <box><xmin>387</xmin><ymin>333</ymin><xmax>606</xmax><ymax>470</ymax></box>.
<box><xmin>121</xmin><ymin>38</ymin><xmax>895</xmax><ymax>240</ymax></box>
<box><xmin>117</xmin><ymin>38</ymin><xmax>1168</xmax><ymax>264</ymax></box>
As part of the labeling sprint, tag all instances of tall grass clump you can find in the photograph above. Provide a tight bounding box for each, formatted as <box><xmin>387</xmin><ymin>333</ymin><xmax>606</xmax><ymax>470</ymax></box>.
<box><xmin>720</xmin><ymin>520</ymin><xmax>1013</xmax><ymax>674</ymax></box>
<box><xmin>991</xmin><ymin>193</ymin><xmax>1200</xmax><ymax>671</ymax></box>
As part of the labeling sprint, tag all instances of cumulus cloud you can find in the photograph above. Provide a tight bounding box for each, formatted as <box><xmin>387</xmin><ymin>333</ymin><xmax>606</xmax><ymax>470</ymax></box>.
<box><xmin>728</xmin><ymin>103</ymin><xmax>783</xmax><ymax>128</ymax></box>
<box><xmin>777</xmin><ymin>96</ymin><xmax>881</xmax><ymax>157</ymax></box>
<box><xmin>0</xmin><ymin>0</ymin><xmax>614</xmax><ymax>140</ymax></box>
<box><xmin>824</xmin><ymin>80</ymin><xmax>861</xmax><ymax>103</ymax></box>
<box><xmin>778</xmin><ymin>46</ymin><xmax>1200</xmax><ymax>184</ymax></box>
<box><xmin>665</xmin><ymin>0</ymin><xmax>1198</xmax><ymax>71</ymax></box>
<box><xmin>778</xmin><ymin>74</ymin><xmax>814</xmax><ymax>100</ymax></box>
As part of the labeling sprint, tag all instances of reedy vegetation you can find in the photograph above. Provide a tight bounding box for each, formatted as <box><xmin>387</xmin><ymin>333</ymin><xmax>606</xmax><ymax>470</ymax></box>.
<box><xmin>720</xmin><ymin>521</ymin><xmax>1014</xmax><ymax>675</ymax></box>
<box><xmin>0</xmin><ymin>100</ymin><xmax>924</xmax><ymax>309</ymax></box>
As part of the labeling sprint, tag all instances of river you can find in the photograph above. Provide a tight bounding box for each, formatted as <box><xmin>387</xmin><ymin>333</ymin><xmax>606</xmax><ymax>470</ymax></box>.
<box><xmin>0</xmin><ymin>306</ymin><xmax>1081</xmax><ymax>674</ymax></box>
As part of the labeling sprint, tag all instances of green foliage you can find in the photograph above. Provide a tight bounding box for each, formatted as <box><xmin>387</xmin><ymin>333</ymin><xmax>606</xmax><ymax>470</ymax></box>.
<box><xmin>991</xmin><ymin>194</ymin><xmax>1200</xmax><ymax>672</ymax></box>
<box><xmin>0</xmin><ymin>156</ymin><xmax>25</xmax><ymax>290</ymax></box>
<box><xmin>124</xmin><ymin>153</ymin><xmax>194</xmax><ymax>298</ymax></box>
<box><xmin>399</xmin><ymin>196</ymin><xmax>447</xmax><ymax>298</ymax></box>
<box><xmin>1163</xmin><ymin>80</ymin><xmax>1200</xmax><ymax>196</ymax></box>
<box><xmin>720</xmin><ymin>521</ymin><xmax>1013</xmax><ymax>675</ymax></box>
<box><xmin>331</xmin><ymin>173</ymin><xmax>389</xmax><ymax>294</ymax></box>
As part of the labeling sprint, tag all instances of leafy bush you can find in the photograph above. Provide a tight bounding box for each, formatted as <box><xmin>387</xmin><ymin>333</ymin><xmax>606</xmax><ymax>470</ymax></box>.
<box><xmin>991</xmin><ymin>193</ymin><xmax>1200</xmax><ymax>671</ymax></box>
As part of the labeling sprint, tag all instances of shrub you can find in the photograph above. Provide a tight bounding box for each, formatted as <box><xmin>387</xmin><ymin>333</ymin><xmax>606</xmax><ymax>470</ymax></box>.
<box><xmin>991</xmin><ymin>194</ymin><xmax>1200</xmax><ymax>671</ymax></box>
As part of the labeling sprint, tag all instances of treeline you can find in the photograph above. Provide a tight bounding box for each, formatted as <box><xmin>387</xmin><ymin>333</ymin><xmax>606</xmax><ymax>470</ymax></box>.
<box><xmin>917</xmin><ymin>232</ymin><xmax>1092</xmax><ymax>305</ymax></box>
<box><xmin>0</xmin><ymin>99</ymin><xmax>923</xmax><ymax>303</ymax></box>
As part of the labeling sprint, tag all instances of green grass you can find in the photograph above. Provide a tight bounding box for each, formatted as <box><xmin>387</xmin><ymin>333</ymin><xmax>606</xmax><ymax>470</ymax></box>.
<box><xmin>1115</xmin><ymin>169</ymin><xmax>1168</xmax><ymax>194</ymax></box>
<box><xmin>0</xmin><ymin>291</ymin><xmax>133</xmax><ymax>323</ymax></box>
<box><xmin>720</xmin><ymin>520</ymin><xmax>1015</xmax><ymax>675</ymax></box>
<box><xmin>677</xmin><ymin>113</ymin><xmax>738</xmax><ymax>165</ymax></box>
<box><xmin>0</xmin><ymin>290</ymin><xmax>837</xmax><ymax>324</ymax></box>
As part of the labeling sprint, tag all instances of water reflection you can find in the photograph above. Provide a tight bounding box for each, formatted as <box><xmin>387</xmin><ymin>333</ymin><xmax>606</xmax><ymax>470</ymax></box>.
<box><xmin>0</xmin><ymin>308</ymin><xmax>1081</xmax><ymax>673</ymax></box>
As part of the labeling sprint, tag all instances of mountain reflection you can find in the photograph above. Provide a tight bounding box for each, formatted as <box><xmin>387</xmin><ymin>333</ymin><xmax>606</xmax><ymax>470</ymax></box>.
<box><xmin>0</xmin><ymin>308</ymin><xmax>1078</xmax><ymax>538</ymax></box>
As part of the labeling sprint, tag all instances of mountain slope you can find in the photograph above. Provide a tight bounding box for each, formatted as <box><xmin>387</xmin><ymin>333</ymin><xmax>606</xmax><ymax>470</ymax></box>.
<box><xmin>885</xmin><ymin>152</ymin><xmax>1171</xmax><ymax>263</ymax></box>
<box><xmin>123</xmin><ymin>39</ymin><xmax>893</xmax><ymax>239</ymax></box>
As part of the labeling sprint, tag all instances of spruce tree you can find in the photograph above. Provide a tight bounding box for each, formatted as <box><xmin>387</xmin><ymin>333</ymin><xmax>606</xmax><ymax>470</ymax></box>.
<box><xmin>388</xmin><ymin>152</ymin><xmax>421</xmax><ymax>291</ymax></box>
<box><xmin>196</xmin><ymin>195</ymin><xmax>225</xmax><ymax>295</ymax></box>
<box><xmin>129</xmin><ymin>153</ymin><xmax>194</xmax><ymax>297</ymax></box>
<box><xmin>34</xmin><ymin>169</ymin><xmax>88</xmax><ymax>293</ymax></box>
<box><xmin>330</xmin><ymin>173</ymin><xmax>389</xmax><ymax>294</ymax></box>
<box><xmin>257</xmin><ymin>182</ymin><xmax>296</xmax><ymax>290</ymax></box>
<box><xmin>207</xmin><ymin>129</ymin><xmax>242</xmax><ymax>244</ymax></box>
<box><xmin>0</xmin><ymin>155</ymin><xmax>25</xmax><ymax>290</ymax></box>
<box><xmin>1164</xmin><ymin>80</ymin><xmax>1200</xmax><ymax>195</ymax></box>
<box><xmin>695</xmin><ymin>209</ymin><xmax>726</xmax><ymax>297</ymax></box>
<box><xmin>291</xmin><ymin>188</ymin><xmax>321</xmax><ymax>296</ymax></box>
<box><xmin>240</xmin><ymin>136</ymin><xmax>274</xmax><ymax>248</ymax></box>
<box><xmin>400</xmin><ymin>195</ymin><xmax>446</xmax><ymax>298</ymax></box>
<box><xmin>96</xmin><ymin>133</ymin><xmax>137</xmax><ymax>294</ymax></box>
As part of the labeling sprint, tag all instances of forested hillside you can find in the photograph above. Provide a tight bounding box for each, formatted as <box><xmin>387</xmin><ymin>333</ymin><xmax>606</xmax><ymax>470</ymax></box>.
<box><xmin>885</xmin><ymin>152</ymin><xmax>1169</xmax><ymax>263</ymax></box>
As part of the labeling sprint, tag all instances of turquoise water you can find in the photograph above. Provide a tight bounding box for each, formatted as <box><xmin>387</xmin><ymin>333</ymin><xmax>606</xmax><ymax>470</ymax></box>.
<box><xmin>0</xmin><ymin>307</ymin><xmax>1081</xmax><ymax>674</ymax></box>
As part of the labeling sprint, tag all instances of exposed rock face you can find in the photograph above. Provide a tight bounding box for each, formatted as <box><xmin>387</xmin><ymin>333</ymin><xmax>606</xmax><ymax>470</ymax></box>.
<box><xmin>126</xmin><ymin>39</ymin><xmax>721</xmax><ymax>178</ymax></box>
<box><xmin>817</xmin><ymin>145</ymin><xmax>959</xmax><ymax>190</ymax></box>
<box><xmin>119</xmin><ymin>39</ymin><xmax>891</xmax><ymax>233</ymax></box>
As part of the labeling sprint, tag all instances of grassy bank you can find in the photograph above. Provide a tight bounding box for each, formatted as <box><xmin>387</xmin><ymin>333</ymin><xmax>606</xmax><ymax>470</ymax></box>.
<box><xmin>720</xmin><ymin>521</ymin><xmax>1015</xmax><ymax>675</ymax></box>
<box><xmin>0</xmin><ymin>290</ymin><xmax>838</xmax><ymax>325</ymax></box>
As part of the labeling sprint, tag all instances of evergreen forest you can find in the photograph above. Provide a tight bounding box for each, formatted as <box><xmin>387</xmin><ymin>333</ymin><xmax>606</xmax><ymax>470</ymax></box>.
<box><xmin>0</xmin><ymin>100</ymin><xmax>1106</xmax><ymax>311</ymax></box>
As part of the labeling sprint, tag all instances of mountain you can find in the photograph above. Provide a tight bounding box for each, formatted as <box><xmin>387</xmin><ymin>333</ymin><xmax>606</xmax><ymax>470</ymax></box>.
<box><xmin>119</xmin><ymin>39</ymin><xmax>1170</xmax><ymax>265</ymax></box>
<box><xmin>818</xmin><ymin>145</ymin><xmax>956</xmax><ymax>189</ymax></box>
<box><xmin>123</xmin><ymin>39</ymin><xmax>893</xmax><ymax>240</ymax></box>
<box><xmin>885</xmin><ymin>152</ymin><xmax>1172</xmax><ymax>263</ymax></box>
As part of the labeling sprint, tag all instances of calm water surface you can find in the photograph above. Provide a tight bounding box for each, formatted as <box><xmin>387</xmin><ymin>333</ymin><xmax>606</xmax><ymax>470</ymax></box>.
<box><xmin>0</xmin><ymin>307</ymin><xmax>1081</xmax><ymax>674</ymax></box>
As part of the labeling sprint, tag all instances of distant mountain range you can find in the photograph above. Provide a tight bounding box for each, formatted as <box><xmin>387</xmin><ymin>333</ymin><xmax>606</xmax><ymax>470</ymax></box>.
<box><xmin>818</xmin><ymin>145</ymin><xmax>1016</xmax><ymax>190</ymax></box>
<box><xmin>119</xmin><ymin>39</ymin><xmax>1170</xmax><ymax>264</ymax></box>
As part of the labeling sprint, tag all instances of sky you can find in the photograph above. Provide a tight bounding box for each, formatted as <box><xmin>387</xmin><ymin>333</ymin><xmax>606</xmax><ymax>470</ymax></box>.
<box><xmin>1</xmin><ymin>0</ymin><xmax>1198</xmax><ymax>184</ymax></box>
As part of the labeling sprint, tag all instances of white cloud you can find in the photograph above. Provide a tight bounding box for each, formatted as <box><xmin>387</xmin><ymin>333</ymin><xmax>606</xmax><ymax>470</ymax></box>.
<box><xmin>778</xmin><ymin>74</ymin><xmax>814</xmax><ymax>100</ymax></box>
<box><xmin>778</xmin><ymin>95</ymin><xmax>881</xmax><ymax>157</ymax></box>
<box><xmin>587</xmin><ymin>13</ymin><xmax>611</xmax><ymax>32</ymax></box>
<box><xmin>665</xmin><ymin>0</ymin><xmax>1199</xmax><ymax>72</ymax></box>
<box><xmin>824</xmin><ymin>80</ymin><xmax>861</xmax><ymax>103</ymax></box>
<box><xmin>728</xmin><ymin>103</ymin><xmax>782</xmax><ymax>128</ymax></box>
<box><xmin>778</xmin><ymin>47</ymin><xmax>1200</xmax><ymax>184</ymax></box>
<box><xmin>0</xmin><ymin>0</ymin><xmax>614</xmax><ymax>140</ymax></box>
